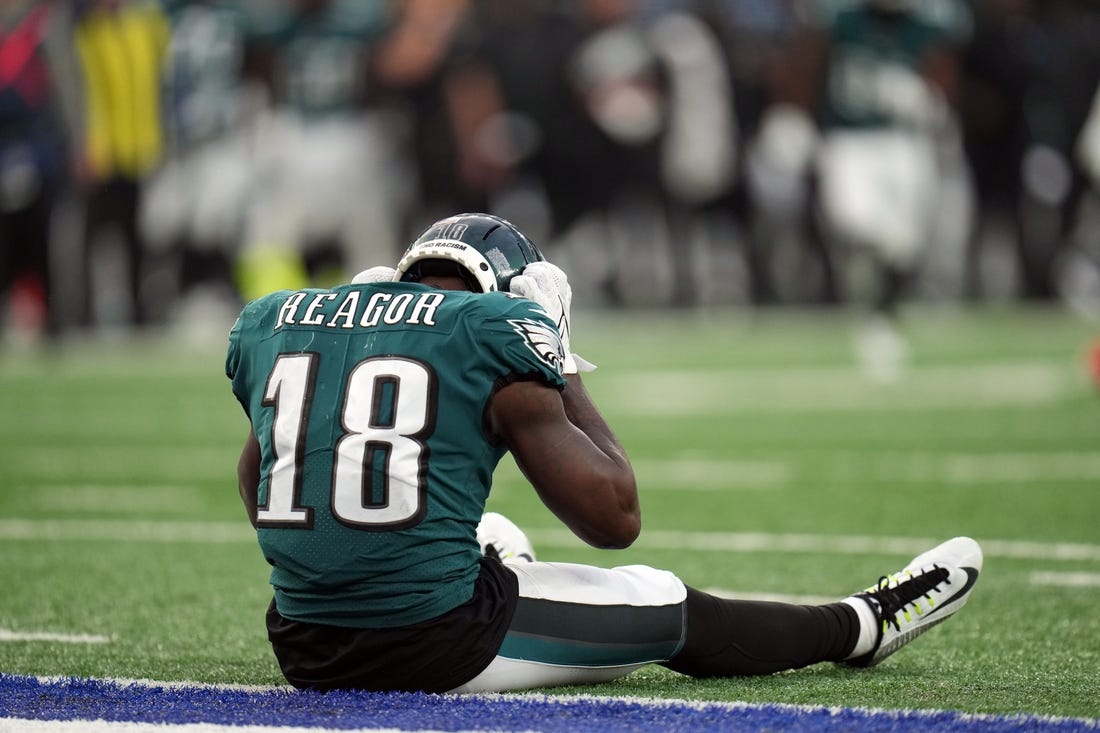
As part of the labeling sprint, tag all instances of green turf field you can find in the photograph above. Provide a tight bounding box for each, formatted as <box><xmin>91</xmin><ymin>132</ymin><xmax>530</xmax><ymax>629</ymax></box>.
<box><xmin>1</xmin><ymin>304</ymin><xmax>1098</xmax><ymax>719</ymax></box>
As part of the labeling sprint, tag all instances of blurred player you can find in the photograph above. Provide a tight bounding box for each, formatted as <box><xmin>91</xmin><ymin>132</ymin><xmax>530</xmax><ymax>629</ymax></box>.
<box><xmin>773</xmin><ymin>0</ymin><xmax>969</xmax><ymax>380</ymax></box>
<box><xmin>138</xmin><ymin>0</ymin><xmax>254</xmax><ymax>319</ymax></box>
<box><xmin>227</xmin><ymin>212</ymin><xmax>982</xmax><ymax>693</ymax></box>
<box><xmin>234</xmin><ymin>0</ymin><xmax>404</xmax><ymax>302</ymax></box>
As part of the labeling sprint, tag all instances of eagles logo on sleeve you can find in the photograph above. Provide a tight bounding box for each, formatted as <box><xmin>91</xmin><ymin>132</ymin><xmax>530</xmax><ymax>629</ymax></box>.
<box><xmin>508</xmin><ymin>318</ymin><xmax>566</xmax><ymax>375</ymax></box>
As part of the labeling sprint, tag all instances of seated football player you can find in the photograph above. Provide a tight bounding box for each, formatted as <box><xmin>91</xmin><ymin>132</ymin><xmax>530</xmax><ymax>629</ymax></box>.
<box><xmin>226</xmin><ymin>213</ymin><xmax>982</xmax><ymax>693</ymax></box>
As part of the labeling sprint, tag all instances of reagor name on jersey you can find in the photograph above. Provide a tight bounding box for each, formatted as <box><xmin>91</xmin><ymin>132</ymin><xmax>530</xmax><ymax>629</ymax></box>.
<box><xmin>274</xmin><ymin>289</ymin><xmax>446</xmax><ymax>331</ymax></box>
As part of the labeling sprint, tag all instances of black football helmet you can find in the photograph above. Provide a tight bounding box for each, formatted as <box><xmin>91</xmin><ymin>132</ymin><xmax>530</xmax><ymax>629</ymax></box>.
<box><xmin>393</xmin><ymin>213</ymin><xmax>544</xmax><ymax>293</ymax></box>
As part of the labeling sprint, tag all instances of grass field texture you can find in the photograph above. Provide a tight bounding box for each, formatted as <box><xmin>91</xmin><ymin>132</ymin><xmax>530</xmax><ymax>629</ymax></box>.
<box><xmin>1</xmin><ymin>304</ymin><xmax>1098</xmax><ymax>721</ymax></box>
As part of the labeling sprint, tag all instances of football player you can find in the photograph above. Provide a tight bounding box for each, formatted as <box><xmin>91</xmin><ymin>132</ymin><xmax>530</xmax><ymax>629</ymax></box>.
<box><xmin>226</xmin><ymin>213</ymin><xmax>982</xmax><ymax>693</ymax></box>
<box><xmin>768</xmin><ymin>0</ymin><xmax>970</xmax><ymax>380</ymax></box>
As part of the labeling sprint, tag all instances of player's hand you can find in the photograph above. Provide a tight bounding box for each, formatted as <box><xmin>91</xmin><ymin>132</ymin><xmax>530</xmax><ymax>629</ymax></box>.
<box><xmin>509</xmin><ymin>262</ymin><xmax>596</xmax><ymax>374</ymax></box>
<box><xmin>352</xmin><ymin>266</ymin><xmax>397</xmax><ymax>284</ymax></box>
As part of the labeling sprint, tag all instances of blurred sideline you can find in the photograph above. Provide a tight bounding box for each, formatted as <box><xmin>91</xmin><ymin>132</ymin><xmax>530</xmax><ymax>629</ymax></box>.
<box><xmin>3</xmin><ymin>0</ymin><xmax>1100</xmax><ymax>384</ymax></box>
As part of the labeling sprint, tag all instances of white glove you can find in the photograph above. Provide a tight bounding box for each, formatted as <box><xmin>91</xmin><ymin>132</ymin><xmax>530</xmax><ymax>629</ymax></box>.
<box><xmin>476</xmin><ymin>512</ymin><xmax>535</xmax><ymax>563</ymax></box>
<box><xmin>352</xmin><ymin>266</ymin><xmax>397</xmax><ymax>284</ymax></box>
<box><xmin>509</xmin><ymin>261</ymin><xmax>596</xmax><ymax>374</ymax></box>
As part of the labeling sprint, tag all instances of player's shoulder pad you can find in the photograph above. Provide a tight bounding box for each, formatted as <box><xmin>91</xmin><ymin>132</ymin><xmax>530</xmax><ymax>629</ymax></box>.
<box><xmin>230</xmin><ymin>289</ymin><xmax>298</xmax><ymax>334</ymax></box>
<box><xmin>484</xmin><ymin>293</ymin><xmax>567</xmax><ymax>378</ymax></box>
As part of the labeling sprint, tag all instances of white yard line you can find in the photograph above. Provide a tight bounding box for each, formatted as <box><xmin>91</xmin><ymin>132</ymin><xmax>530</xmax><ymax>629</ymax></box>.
<box><xmin>0</xmin><ymin>630</ymin><xmax>110</xmax><ymax>644</ymax></box>
<box><xmin>708</xmin><ymin>569</ymin><xmax>1100</xmax><ymax>600</ymax></box>
<box><xmin>2</xmin><ymin>450</ymin><xmax>232</xmax><ymax>481</ymax></box>
<box><xmin>819</xmin><ymin>450</ymin><xmax>1100</xmax><ymax>485</ymax></box>
<box><xmin>634</xmin><ymin>451</ymin><xmax>1100</xmax><ymax>488</ymax></box>
<box><xmin>2</xmin><ymin>519</ymin><xmax>1098</xmax><ymax>564</ymax></box>
<box><xmin>1030</xmin><ymin>571</ymin><xmax>1100</xmax><ymax>588</ymax></box>
<box><xmin>0</xmin><ymin>519</ymin><xmax>252</xmax><ymax>543</ymax></box>
<box><xmin>528</xmin><ymin>528</ymin><xmax>1100</xmax><ymax>563</ymax></box>
<box><xmin>501</xmin><ymin>451</ymin><xmax>1100</xmax><ymax>493</ymax></box>
<box><xmin>23</xmin><ymin>486</ymin><xmax>207</xmax><ymax>514</ymax></box>
<box><xmin>13</xmin><ymin>450</ymin><xmax>1100</xmax><ymax>508</ymax></box>
<box><xmin>602</xmin><ymin>362</ymin><xmax>1076</xmax><ymax>414</ymax></box>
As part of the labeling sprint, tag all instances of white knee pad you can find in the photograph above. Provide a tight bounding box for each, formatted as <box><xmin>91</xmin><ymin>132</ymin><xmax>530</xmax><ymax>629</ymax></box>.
<box><xmin>507</xmin><ymin>561</ymin><xmax>686</xmax><ymax>607</ymax></box>
<box><xmin>476</xmin><ymin>512</ymin><xmax>535</xmax><ymax>563</ymax></box>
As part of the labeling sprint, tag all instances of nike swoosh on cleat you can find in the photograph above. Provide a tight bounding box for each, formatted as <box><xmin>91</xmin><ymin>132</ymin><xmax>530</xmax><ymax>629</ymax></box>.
<box><xmin>919</xmin><ymin>566</ymin><xmax>979</xmax><ymax>620</ymax></box>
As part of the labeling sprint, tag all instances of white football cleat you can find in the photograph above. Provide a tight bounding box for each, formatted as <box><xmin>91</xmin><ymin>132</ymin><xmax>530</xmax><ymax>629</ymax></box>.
<box><xmin>841</xmin><ymin>536</ymin><xmax>982</xmax><ymax>667</ymax></box>
<box><xmin>476</xmin><ymin>512</ymin><xmax>536</xmax><ymax>563</ymax></box>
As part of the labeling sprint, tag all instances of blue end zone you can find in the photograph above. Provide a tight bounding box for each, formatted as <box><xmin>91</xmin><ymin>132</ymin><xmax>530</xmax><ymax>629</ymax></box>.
<box><xmin>1</xmin><ymin>674</ymin><xmax>1096</xmax><ymax>732</ymax></box>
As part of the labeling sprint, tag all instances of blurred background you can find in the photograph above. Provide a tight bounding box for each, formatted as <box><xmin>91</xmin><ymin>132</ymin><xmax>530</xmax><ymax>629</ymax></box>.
<box><xmin>2</xmin><ymin>0</ymin><xmax>1100</xmax><ymax>379</ymax></box>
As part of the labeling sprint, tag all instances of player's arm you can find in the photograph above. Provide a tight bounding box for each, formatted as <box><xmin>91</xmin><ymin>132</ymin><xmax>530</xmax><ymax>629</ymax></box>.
<box><xmin>237</xmin><ymin>429</ymin><xmax>261</xmax><ymax>529</ymax></box>
<box><xmin>488</xmin><ymin>376</ymin><xmax>640</xmax><ymax>550</ymax></box>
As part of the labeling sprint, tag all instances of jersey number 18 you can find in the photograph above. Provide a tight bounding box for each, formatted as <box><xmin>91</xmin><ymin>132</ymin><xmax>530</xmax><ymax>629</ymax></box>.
<box><xmin>257</xmin><ymin>352</ymin><xmax>434</xmax><ymax>529</ymax></box>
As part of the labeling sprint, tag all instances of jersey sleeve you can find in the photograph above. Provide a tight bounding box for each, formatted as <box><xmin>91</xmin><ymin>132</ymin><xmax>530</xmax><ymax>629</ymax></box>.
<box><xmin>225</xmin><ymin>291</ymin><xmax>292</xmax><ymax>412</ymax></box>
<box><xmin>476</xmin><ymin>293</ymin><xmax>569</xmax><ymax>390</ymax></box>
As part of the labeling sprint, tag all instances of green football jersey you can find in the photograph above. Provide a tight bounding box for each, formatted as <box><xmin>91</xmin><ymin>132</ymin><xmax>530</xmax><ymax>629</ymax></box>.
<box><xmin>822</xmin><ymin>7</ymin><xmax>949</xmax><ymax>130</ymax></box>
<box><xmin>226</xmin><ymin>281</ymin><xmax>567</xmax><ymax>628</ymax></box>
